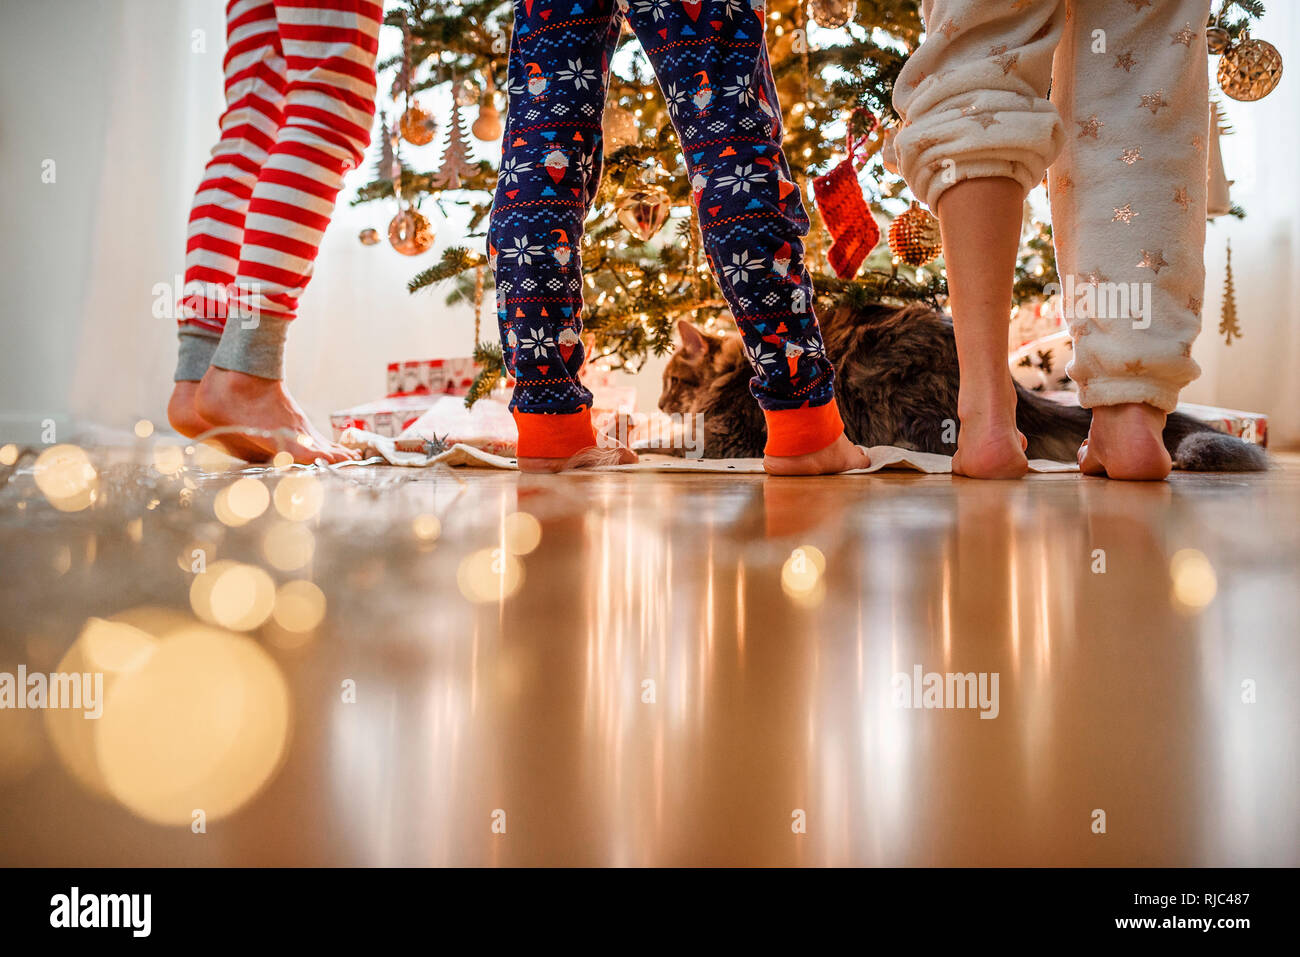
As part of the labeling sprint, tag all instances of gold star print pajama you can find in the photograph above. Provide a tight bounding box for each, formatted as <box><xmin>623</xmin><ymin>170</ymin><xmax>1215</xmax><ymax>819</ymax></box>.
<box><xmin>893</xmin><ymin>0</ymin><xmax>1213</xmax><ymax>412</ymax></box>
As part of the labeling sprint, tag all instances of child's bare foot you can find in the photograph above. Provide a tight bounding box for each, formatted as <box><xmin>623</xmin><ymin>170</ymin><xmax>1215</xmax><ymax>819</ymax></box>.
<box><xmin>167</xmin><ymin>380</ymin><xmax>269</xmax><ymax>462</ymax></box>
<box><xmin>764</xmin><ymin>433</ymin><xmax>870</xmax><ymax>475</ymax></box>
<box><xmin>194</xmin><ymin>367</ymin><xmax>358</xmax><ymax>465</ymax></box>
<box><xmin>517</xmin><ymin>440</ymin><xmax>639</xmax><ymax>473</ymax></box>
<box><xmin>952</xmin><ymin>428</ymin><xmax>1029</xmax><ymax>479</ymax></box>
<box><xmin>1078</xmin><ymin>403</ymin><xmax>1171</xmax><ymax>481</ymax></box>
<box><xmin>952</xmin><ymin>379</ymin><xmax>1028</xmax><ymax>479</ymax></box>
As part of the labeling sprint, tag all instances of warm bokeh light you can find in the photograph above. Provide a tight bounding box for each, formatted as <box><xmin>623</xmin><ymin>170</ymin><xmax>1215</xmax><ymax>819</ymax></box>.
<box><xmin>457</xmin><ymin>548</ymin><xmax>524</xmax><ymax>603</ymax></box>
<box><xmin>272</xmin><ymin>579</ymin><xmax>327</xmax><ymax>633</ymax></box>
<box><xmin>503</xmin><ymin>511</ymin><xmax>542</xmax><ymax>555</ymax></box>
<box><xmin>272</xmin><ymin>450</ymin><xmax>294</xmax><ymax>469</ymax></box>
<box><xmin>33</xmin><ymin>444</ymin><xmax>98</xmax><ymax>512</ymax></box>
<box><xmin>152</xmin><ymin>444</ymin><xmax>185</xmax><ymax>476</ymax></box>
<box><xmin>133</xmin><ymin>419</ymin><xmax>154</xmax><ymax>438</ymax></box>
<box><xmin>782</xmin><ymin>545</ymin><xmax>826</xmax><ymax>607</ymax></box>
<box><xmin>274</xmin><ymin>474</ymin><xmax>324</xmax><ymax>521</ymax></box>
<box><xmin>44</xmin><ymin>616</ymin><xmax>159</xmax><ymax>798</ymax></box>
<box><xmin>412</xmin><ymin>513</ymin><xmax>441</xmax><ymax>542</ymax></box>
<box><xmin>0</xmin><ymin>443</ymin><xmax>19</xmax><ymax>466</ymax></box>
<box><xmin>190</xmin><ymin>560</ymin><xmax>276</xmax><ymax>631</ymax></box>
<box><xmin>262</xmin><ymin>521</ymin><xmax>315</xmax><ymax>571</ymax></box>
<box><xmin>95</xmin><ymin>624</ymin><xmax>291</xmax><ymax>826</ymax></box>
<box><xmin>225</xmin><ymin>477</ymin><xmax>270</xmax><ymax>522</ymax></box>
<box><xmin>1171</xmin><ymin>548</ymin><xmax>1217</xmax><ymax>611</ymax></box>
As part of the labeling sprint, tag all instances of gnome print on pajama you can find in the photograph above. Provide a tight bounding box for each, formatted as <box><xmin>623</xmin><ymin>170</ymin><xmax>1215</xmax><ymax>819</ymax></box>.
<box><xmin>489</xmin><ymin>0</ymin><xmax>843</xmax><ymax>458</ymax></box>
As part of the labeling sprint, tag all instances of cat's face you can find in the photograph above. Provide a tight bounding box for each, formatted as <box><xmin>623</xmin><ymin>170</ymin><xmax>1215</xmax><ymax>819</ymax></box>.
<box><xmin>660</xmin><ymin>321</ymin><xmax>724</xmax><ymax>412</ymax></box>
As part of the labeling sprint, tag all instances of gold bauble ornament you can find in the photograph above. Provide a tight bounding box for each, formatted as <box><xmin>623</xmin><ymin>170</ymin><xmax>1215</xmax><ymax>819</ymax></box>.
<box><xmin>615</xmin><ymin>184</ymin><xmax>672</xmax><ymax>241</ymax></box>
<box><xmin>387</xmin><ymin>209</ymin><xmax>435</xmax><ymax>256</ymax></box>
<box><xmin>888</xmin><ymin>201</ymin><xmax>943</xmax><ymax>267</ymax></box>
<box><xmin>1206</xmin><ymin>26</ymin><xmax>1231</xmax><ymax>56</ymax></box>
<box><xmin>809</xmin><ymin>0</ymin><xmax>856</xmax><ymax>30</ymax></box>
<box><xmin>1218</xmin><ymin>34</ymin><xmax>1283</xmax><ymax>102</ymax></box>
<box><xmin>399</xmin><ymin>103</ymin><xmax>437</xmax><ymax>146</ymax></box>
<box><xmin>358</xmin><ymin>227</ymin><xmax>380</xmax><ymax>246</ymax></box>
<box><xmin>602</xmin><ymin>102</ymin><xmax>638</xmax><ymax>155</ymax></box>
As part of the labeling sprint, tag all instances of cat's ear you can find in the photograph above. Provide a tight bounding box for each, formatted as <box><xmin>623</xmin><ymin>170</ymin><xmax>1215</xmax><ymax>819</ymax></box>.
<box><xmin>678</xmin><ymin>320</ymin><xmax>707</xmax><ymax>358</ymax></box>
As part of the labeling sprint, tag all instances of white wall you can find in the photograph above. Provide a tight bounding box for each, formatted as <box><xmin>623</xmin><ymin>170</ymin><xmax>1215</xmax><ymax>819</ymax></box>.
<box><xmin>0</xmin><ymin>1</ymin><xmax>1295</xmax><ymax>446</ymax></box>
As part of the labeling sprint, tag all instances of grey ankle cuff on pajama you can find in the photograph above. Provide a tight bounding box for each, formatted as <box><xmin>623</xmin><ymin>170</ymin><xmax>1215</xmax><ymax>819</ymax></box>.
<box><xmin>210</xmin><ymin>314</ymin><xmax>291</xmax><ymax>381</ymax></box>
<box><xmin>174</xmin><ymin>327</ymin><xmax>220</xmax><ymax>382</ymax></box>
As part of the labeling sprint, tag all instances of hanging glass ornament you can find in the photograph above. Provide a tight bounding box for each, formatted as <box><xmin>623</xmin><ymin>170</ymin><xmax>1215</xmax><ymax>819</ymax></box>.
<box><xmin>616</xmin><ymin>184</ymin><xmax>672</xmax><ymax>241</ymax></box>
<box><xmin>388</xmin><ymin>208</ymin><xmax>435</xmax><ymax>256</ymax></box>
<box><xmin>808</xmin><ymin>0</ymin><xmax>856</xmax><ymax>30</ymax></box>
<box><xmin>1217</xmin><ymin>31</ymin><xmax>1283</xmax><ymax>101</ymax></box>
<box><xmin>888</xmin><ymin>201</ymin><xmax>943</xmax><ymax>267</ymax></box>
<box><xmin>358</xmin><ymin>228</ymin><xmax>380</xmax><ymax>246</ymax></box>
<box><xmin>1206</xmin><ymin>26</ymin><xmax>1230</xmax><ymax>55</ymax></box>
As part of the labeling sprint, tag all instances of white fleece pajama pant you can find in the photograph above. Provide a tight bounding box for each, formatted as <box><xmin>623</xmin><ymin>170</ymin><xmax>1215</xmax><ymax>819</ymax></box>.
<box><xmin>893</xmin><ymin>0</ymin><xmax>1213</xmax><ymax>412</ymax></box>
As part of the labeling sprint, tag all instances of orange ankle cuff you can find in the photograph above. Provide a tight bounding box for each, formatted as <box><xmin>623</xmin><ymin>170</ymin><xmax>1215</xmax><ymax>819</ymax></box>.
<box><xmin>513</xmin><ymin>408</ymin><xmax>597</xmax><ymax>459</ymax></box>
<box><xmin>763</xmin><ymin>399</ymin><xmax>845</xmax><ymax>457</ymax></box>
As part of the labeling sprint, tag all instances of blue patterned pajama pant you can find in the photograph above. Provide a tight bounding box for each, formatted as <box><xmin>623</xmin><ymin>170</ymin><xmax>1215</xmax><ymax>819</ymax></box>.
<box><xmin>488</xmin><ymin>0</ymin><xmax>844</xmax><ymax>458</ymax></box>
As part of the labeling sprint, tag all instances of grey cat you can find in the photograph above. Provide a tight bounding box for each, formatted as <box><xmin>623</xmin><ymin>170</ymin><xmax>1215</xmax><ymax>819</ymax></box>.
<box><xmin>658</xmin><ymin>302</ymin><xmax>1267</xmax><ymax>470</ymax></box>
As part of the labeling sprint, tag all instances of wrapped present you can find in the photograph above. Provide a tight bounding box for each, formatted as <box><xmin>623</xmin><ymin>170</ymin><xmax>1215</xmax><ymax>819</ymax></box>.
<box><xmin>329</xmin><ymin>394</ymin><xmax>438</xmax><ymax>439</ymax></box>
<box><xmin>1174</xmin><ymin>402</ymin><xmax>1268</xmax><ymax>447</ymax></box>
<box><xmin>386</xmin><ymin>358</ymin><xmax>482</xmax><ymax>397</ymax></box>
<box><xmin>348</xmin><ymin>355</ymin><xmax>638</xmax><ymax>449</ymax></box>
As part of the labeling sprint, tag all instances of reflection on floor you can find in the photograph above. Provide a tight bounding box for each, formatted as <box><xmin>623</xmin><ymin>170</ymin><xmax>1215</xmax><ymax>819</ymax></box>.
<box><xmin>1</xmin><ymin>447</ymin><xmax>1297</xmax><ymax>865</ymax></box>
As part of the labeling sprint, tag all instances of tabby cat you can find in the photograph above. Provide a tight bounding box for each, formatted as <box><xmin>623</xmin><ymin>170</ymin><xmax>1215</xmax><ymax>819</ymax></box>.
<box><xmin>658</xmin><ymin>302</ymin><xmax>1266</xmax><ymax>470</ymax></box>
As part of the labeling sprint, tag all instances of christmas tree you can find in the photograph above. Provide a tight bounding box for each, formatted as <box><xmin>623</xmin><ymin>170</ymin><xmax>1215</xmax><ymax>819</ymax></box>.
<box><xmin>355</xmin><ymin>0</ymin><xmax>1262</xmax><ymax>403</ymax></box>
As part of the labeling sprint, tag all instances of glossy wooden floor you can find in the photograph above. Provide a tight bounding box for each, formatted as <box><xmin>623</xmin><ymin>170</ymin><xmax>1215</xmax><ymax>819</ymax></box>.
<box><xmin>1</xmin><ymin>452</ymin><xmax>1297</xmax><ymax>865</ymax></box>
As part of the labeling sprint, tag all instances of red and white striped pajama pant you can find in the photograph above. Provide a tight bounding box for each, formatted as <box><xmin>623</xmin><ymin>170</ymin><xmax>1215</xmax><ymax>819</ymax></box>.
<box><xmin>175</xmin><ymin>0</ymin><xmax>381</xmax><ymax>382</ymax></box>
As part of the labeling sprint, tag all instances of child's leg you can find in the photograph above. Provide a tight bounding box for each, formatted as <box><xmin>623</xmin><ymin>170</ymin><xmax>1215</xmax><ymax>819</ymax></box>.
<box><xmin>487</xmin><ymin>2</ymin><xmax>636</xmax><ymax>471</ymax></box>
<box><xmin>892</xmin><ymin>0</ymin><xmax>1067</xmax><ymax>478</ymax></box>
<box><xmin>624</xmin><ymin>1</ymin><xmax>866</xmax><ymax>475</ymax></box>
<box><xmin>168</xmin><ymin>0</ymin><xmax>286</xmax><ymax>458</ymax></box>
<box><xmin>195</xmin><ymin>0</ymin><xmax>382</xmax><ymax>463</ymax></box>
<box><xmin>935</xmin><ymin>177</ymin><xmax>1032</xmax><ymax>477</ymax></box>
<box><xmin>1053</xmin><ymin>0</ymin><xmax>1212</xmax><ymax>480</ymax></box>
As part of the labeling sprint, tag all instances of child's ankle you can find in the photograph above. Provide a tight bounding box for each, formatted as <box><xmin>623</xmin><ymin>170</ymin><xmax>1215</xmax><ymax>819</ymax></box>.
<box><xmin>958</xmin><ymin>380</ymin><xmax>1018</xmax><ymax>428</ymax></box>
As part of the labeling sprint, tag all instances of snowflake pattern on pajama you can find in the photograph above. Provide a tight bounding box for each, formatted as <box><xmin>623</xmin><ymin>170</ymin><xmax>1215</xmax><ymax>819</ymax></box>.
<box><xmin>488</xmin><ymin>0</ymin><xmax>836</xmax><ymax>433</ymax></box>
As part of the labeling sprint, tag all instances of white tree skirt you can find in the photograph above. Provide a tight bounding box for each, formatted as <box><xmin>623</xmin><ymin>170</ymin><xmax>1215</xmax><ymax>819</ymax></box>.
<box><xmin>337</xmin><ymin>429</ymin><xmax>1081</xmax><ymax>474</ymax></box>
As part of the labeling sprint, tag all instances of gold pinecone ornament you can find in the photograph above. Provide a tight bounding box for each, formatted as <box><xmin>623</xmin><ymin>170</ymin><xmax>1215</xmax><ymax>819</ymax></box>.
<box><xmin>888</xmin><ymin>201</ymin><xmax>943</xmax><ymax>267</ymax></box>
<box><xmin>1217</xmin><ymin>31</ymin><xmax>1283</xmax><ymax>102</ymax></box>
